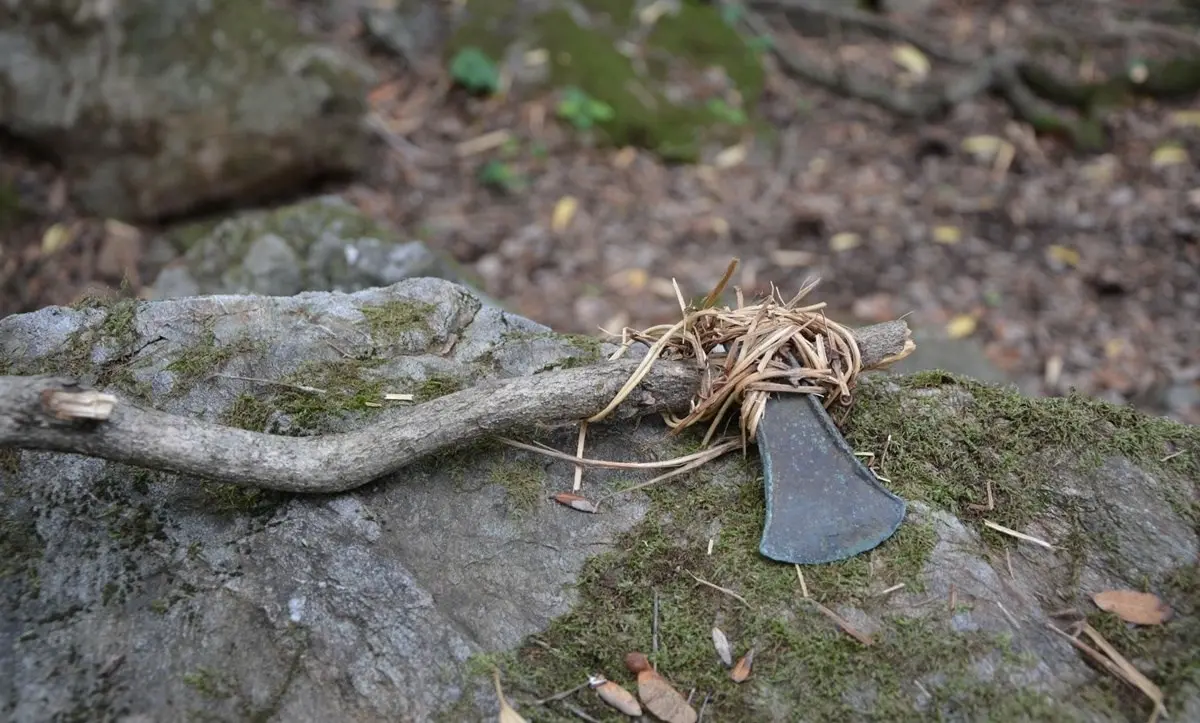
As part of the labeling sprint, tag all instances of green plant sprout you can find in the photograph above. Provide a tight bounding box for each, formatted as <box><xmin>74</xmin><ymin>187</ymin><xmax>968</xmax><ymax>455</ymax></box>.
<box><xmin>449</xmin><ymin>47</ymin><xmax>500</xmax><ymax>95</ymax></box>
<box><xmin>556</xmin><ymin>86</ymin><xmax>615</xmax><ymax>130</ymax></box>
<box><xmin>707</xmin><ymin>98</ymin><xmax>748</xmax><ymax>125</ymax></box>
<box><xmin>477</xmin><ymin>160</ymin><xmax>525</xmax><ymax>194</ymax></box>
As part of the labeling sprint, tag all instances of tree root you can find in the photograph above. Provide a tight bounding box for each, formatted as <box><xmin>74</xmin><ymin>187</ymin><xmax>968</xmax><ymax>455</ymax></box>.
<box><xmin>742</xmin><ymin>0</ymin><xmax>1200</xmax><ymax>153</ymax></box>
<box><xmin>0</xmin><ymin>320</ymin><xmax>912</xmax><ymax>494</ymax></box>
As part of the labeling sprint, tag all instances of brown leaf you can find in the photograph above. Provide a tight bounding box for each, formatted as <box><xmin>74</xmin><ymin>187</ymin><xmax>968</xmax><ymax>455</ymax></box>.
<box><xmin>730</xmin><ymin>648</ymin><xmax>755</xmax><ymax>683</ymax></box>
<box><xmin>623</xmin><ymin>651</ymin><xmax>651</xmax><ymax>674</ymax></box>
<box><xmin>636</xmin><ymin>670</ymin><xmax>698</xmax><ymax>723</ymax></box>
<box><xmin>1093</xmin><ymin>590</ymin><xmax>1172</xmax><ymax>626</ymax></box>
<box><xmin>591</xmin><ymin>678</ymin><xmax>642</xmax><ymax>717</ymax></box>
<box><xmin>552</xmin><ymin>492</ymin><xmax>599</xmax><ymax>514</ymax></box>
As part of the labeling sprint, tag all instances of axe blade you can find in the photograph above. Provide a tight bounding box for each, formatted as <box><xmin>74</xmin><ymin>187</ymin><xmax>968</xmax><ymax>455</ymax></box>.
<box><xmin>756</xmin><ymin>393</ymin><xmax>906</xmax><ymax>565</ymax></box>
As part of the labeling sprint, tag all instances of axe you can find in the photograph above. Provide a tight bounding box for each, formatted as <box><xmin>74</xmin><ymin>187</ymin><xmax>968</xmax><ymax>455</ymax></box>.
<box><xmin>754</xmin><ymin>323</ymin><xmax>913</xmax><ymax>565</ymax></box>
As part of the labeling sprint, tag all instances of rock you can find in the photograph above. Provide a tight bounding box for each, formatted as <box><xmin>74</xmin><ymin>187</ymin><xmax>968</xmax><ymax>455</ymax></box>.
<box><xmin>149</xmin><ymin>196</ymin><xmax>494</xmax><ymax>303</ymax></box>
<box><xmin>0</xmin><ymin>0</ymin><xmax>374</xmax><ymax>221</ymax></box>
<box><xmin>1</xmin><ymin>282</ymin><xmax>1197</xmax><ymax>721</ymax></box>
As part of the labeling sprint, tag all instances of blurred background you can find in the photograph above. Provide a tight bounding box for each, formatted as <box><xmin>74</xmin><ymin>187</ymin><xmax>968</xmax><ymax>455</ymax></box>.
<box><xmin>1</xmin><ymin>0</ymin><xmax>1197</xmax><ymax>422</ymax></box>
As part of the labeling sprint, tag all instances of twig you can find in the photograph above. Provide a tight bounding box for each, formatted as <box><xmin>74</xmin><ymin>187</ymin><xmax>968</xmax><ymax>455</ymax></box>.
<box><xmin>537</xmin><ymin>680</ymin><xmax>590</xmax><ymax>705</ymax></box>
<box><xmin>807</xmin><ymin>599</ymin><xmax>874</xmax><ymax>646</ymax></box>
<box><xmin>982</xmin><ymin>520</ymin><xmax>1055</xmax><ymax>550</ymax></box>
<box><xmin>685</xmin><ymin>570</ymin><xmax>751</xmax><ymax>608</ymax></box>
<box><xmin>0</xmin><ymin>322</ymin><xmax>908</xmax><ymax>493</ymax></box>
<box><xmin>652</xmin><ymin>590</ymin><xmax>661</xmax><ymax>656</ymax></box>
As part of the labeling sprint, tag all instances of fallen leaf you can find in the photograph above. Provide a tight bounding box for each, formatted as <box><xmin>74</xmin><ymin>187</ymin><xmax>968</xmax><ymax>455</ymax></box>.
<box><xmin>492</xmin><ymin>669</ymin><xmax>528</xmax><ymax>723</ymax></box>
<box><xmin>1093</xmin><ymin>590</ymin><xmax>1173</xmax><ymax>626</ymax></box>
<box><xmin>891</xmin><ymin>44</ymin><xmax>930</xmax><ymax>80</ymax></box>
<box><xmin>1047</xmin><ymin>245</ymin><xmax>1081</xmax><ymax>267</ymax></box>
<box><xmin>711</xmin><ymin>627</ymin><xmax>733</xmax><ymax>667</ymax></box>
<box><xmin>1170</xmin><ymin>110</ymin><xmax>1200</xmax><ymax>128</ymax></box>
<box><xmin>41</xmin><ymin>223</ymin><xmax>75</xmax><ymax>255</ymax></box>
<box><xmin>769</xmin><ymin>249</ymin><xmax>815</xmax><ymax>267</ymax></box>
<box><xmin>932</xmin><ymin>225</ymin><xmax>961</xmax><ymax>244</ymax></box>
<box><xmin>552</xmin><ymin>492</ymin><xmax>599</xmax><ymax>514</ymax></box>
<box><xmin>714</xmin><ymin>144</ymin><xmax>746</xmax><ymax>169</ymax></box>
<box><xmin>552</xmin><ymin>196</ymin><xmax>578</xmax><ymax>234</ymax></box>
<box><xmin>1150</xmin><ymin>144</ymin><xmax>1188</xmax><ymax>168</ymax></box>
<box><xmin>1080</xmin><ymin>154</ymin><xmax>1118</xmax><ymax>184</ymax></box>
<box><xmin>946</xmin><ymin>314</ymin><xmax>977</xmax><ymax>339</ymax></box>
<box><xmin>455</xmin><ymin>129</ymin><xmax>512</xmax><ymax>157</ymax></box>
<box><xmin>590</xmin><ymin>676</ymin><xmax>642</xmax><ymax>716</ymax></box>
<box><xmin>730</xmin><ymin>648</ymin><xmax>755</xmax><ymax>683</ymax></box>
<box><xmin>613</xmin><ymin>146</ymin><xmax>638</xmax><ymax>169</ymax></box>
<box><xmin>636</xmin><ymin>672</ymin><xmax>698</xmax><ymax>723</ymax></box>
<box><xmin>608</xmin><ymin>267</ymin><xmax>649</xmax><ymax>292</ymax></box>
<box><xmin>829</xmin><ymin>232</ymin><xmax>861</xmax><ymax>252</ymax></box>
<box><xmin>638</xmin><ymin>0</ymin><xmax>670</xmax><ymax>25</ymax></box>
<box><xmin>961</xmin><ymin>135</ymin><xmax>1010</xmax><ymax>162</ymax></box>
<box><xmin>1104</xmin><ymin>338</ymin><xmax>1126</xmax><ymax>359</ymax></box>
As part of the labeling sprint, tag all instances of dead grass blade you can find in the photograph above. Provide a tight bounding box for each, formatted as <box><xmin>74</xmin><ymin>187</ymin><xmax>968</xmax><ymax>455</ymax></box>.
<box><xmin>807</xmin><ymin>599</ymin><xmax>874</xmax><ymax>646</ymax></box>
<box><xmin>1047</xmin><ymin>622</ymin><xmax>1167</xmax><ymax>723</ymax></box>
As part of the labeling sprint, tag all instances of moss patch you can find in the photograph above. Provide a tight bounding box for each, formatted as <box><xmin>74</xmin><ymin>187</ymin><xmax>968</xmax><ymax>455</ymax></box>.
<box><xmin>488</xmin><ymin>459</ymin><xmax>547</xmax><ymax>515</ymax></box>
<box><xmin>440</xmin><ymin>374</ymin><xmax>1197</xmax><ymax>720</ymax></box>
<box><xmin>447</xmin><ymin>0</ymin><xmax>766</xmax><ymax>161</ymax></box>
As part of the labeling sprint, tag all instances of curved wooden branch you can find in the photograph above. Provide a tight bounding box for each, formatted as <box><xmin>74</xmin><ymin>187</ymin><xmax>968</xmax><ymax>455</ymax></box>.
<box><xmin>0</xmin><ymin>322</ymin><xmax>911</xmax><ymax>494</ymax></box>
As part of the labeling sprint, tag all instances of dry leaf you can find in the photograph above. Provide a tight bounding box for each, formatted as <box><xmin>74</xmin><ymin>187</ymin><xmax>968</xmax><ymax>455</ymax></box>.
<box><xmin>624</xmin><ymin>652</ymin><xmax>698</xmax><ymax>723</ymax></box>
<box><xmin>492</xmin><ymin>669</ymin><xmax>528</xmax><ymax>723</ymax></box>
<box><xmin>932</xmin><ymin>225</ymin><xmax>961</xmax><ymax>244</ymax></box>
<box><xmin>730</xmin><ymin>648</ymin><xmax>755</xmax><ymax>683</ymax></box>
<box><xmin>961</xmin><ymin>135</ymin><xmax>1011</xmax><ymax>162</ymax></box>
<box><xmin>41</xmin><ymin>223</ymin><xmax>75</xmax><ymax>255</ymax></box>
<box><xmin>552</xmin><ymin>492</ymin><xmax>599</xmax><ymax>514</ymax></box>
<box><xmin>455</xmin><ymin>129</ymin><xmax>512</xmax><ymax>157</ymax></box>
<box><xmin>711</xmin><ymin>627</ymin><xmax>733</xmax><ymax>667</ymax></box>
<box><xmin>1150</xmin><ymin>145</ymin><xmax>1188</xmax><ymax>168</ymax></box>
<box><xmin>1104</xmin><ymin>339</ymin><xmax>1126</xmax><ymax>359</ymax></box>
<box><xmin>613</xmin><ymin>146</ymin><xmax>638</xmax><ymax>169</ymax></box>
<box><xmin>1169</xmin><ymin>110</ymin><xmax>1200</xmax><ymax>128</ymax></box>
<box><xmin>945</xmin><ymin>314</ymin><xmax>977</xmax><ymax>339</ymax></box>
<box><xmin>891</xmin><ymin>44</ymin><xmax>930</xmax><ymax>80</ymax></box>
<box><xmin>714</xmin><ymin>144</ymin><xmax>746</xmax><ymax>169</ymax></box>
<box><xmin>1093</xmin><ymin>590</ymin><xmax>1173</xmax><ymax>626</ymax></box>
<box><xmin>590</xmin><ymin>676</ymin><xmax>642</xmax><ymax>717</ymax></box>
<box><xmin>1047</xmin><ymin>245</ymin><xmax>1081</xmax><ymax>267</ymax></box>
<box><xmin>829</xmin><ymin>232</ymin><xmax>861</xmax><ymax>252</ymax></box>
<box><xmin>552</xmin><ymin>196</ymin><xmax>578</xmax><ymax>233</ymax></box>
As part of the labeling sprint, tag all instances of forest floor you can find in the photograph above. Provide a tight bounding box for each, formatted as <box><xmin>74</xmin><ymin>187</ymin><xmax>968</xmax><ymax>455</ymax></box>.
<box><xmin>2</xmin><ymin>0</ymin><xmax>1198</xmax><ymax>423</ymax></box>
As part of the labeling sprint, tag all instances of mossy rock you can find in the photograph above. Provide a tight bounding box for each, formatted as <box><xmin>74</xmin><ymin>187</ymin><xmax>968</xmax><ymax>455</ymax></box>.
<box><xmin>447</xmin><ymin>0</ymin><xmax>767</xmax><ymax>162</ymax></box>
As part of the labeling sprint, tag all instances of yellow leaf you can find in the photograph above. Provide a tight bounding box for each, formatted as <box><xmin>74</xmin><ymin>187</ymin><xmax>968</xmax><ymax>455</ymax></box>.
<box><xmin>891</xmin><ymin>44</ymin><xmax>930</xmax><ymax>80</ymax></box>
<box><xmin>1169</xmin><ymin>110</ymin><xmax>1200</xmax><ymax>128</ymax></box>
<box><xmin>946</xmin><ymin>315</ymin><xmax>977</xmax><ymax>339</ymax></box>
<box><xmin>613</xmin><ymin>146</ymin><xmax>637</xmax><ymax>169</ymax></box>
<box><xmin>714</xmin><ymin>144</ymin><xmax>746</xmax><ymax>169</ymax></box>
<box><xmin>551</xmin><ymin>196</ymin><xmax>578</xmax><ymax>234</ymax></box>
<box><xmin>1093</xmin><ymin>589</ymin><xmax>1173</xmax><ymax>626</ymax></box>
<box><xmin>829</xmin><ymin>232</ymin><xmax>861</xmax><ymax>252</ymax></box>
<box><xmin>41</xmin><ymin>223</ymin><xmax>75</xmax><ymax>255</ymax></box>
<box><xmin>1104</xmin><ymin>338</ymin><xmax>1126</xmax><ymax>359</ymax></box>
<box><xmin>961</xmin><ymin>135</ymin><xmax>1010</xmax><ymax>161</ymax></box>
<box><xmin>1151</xmin><ymin>144</ymin><xmax>1188</xmax><ymax>168</ymax></box>
<box><xmin>1047</xmin><ymin>245</ymin><xmax>1081</xmax><ymax>267</ymax></box>
<box><xmin>932</xmin><ymin>225</ymin><xmax>961</xmax><ymax>244</ymax></box>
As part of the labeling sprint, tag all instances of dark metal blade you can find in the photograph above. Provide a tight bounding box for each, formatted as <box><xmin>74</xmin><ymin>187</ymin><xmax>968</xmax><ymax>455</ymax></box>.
<box><xmin>756</xmin><ymin>393</ymin><xmax>906</xmax><ymax>565</ymax></box>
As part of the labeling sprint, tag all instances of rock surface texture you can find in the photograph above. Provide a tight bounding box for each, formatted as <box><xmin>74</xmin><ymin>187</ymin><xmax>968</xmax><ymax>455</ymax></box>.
<box><xmin>0</xmin><ymin>0</ymin><xmax>373</xmax><ymax>220</ymax></box>
<box><xmin>1</xmin><ymin>279</ymin><xmax>1197</xmax><ymax>722</ymax></box>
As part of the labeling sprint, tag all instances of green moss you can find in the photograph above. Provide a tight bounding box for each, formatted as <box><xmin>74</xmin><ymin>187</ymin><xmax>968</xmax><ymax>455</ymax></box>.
<box><xmin>488</xmin><ymin>459</ymin><xmax>546</xmax><ymax>514</ymax></box>
<box><xmin>183</xmin><ymin>668</ymin><xmax>234</xmax><ymax>700</ymax></box>
<box><xmin>432</xmin><ymin>373</ymin><xmax>1197</xmax><ymax>720</ymax></box>
<box><xmin>360</xmin><ymin>299</ymin><xmax>436</xmax><ymax>339</ymax></box>
<box><xmin>416</xmin><ymin>373</ymin><xmax>465</xmax><ymax>402</ymax></box>
<box><xmin>843</xmin><ymin>372</ymin><xmax>1198</xmax><ymax>539</ymax></box>
<box><xmin>165</xmin><ymin>325</ymin><xmax>257</xmax><ymax>397</ymax></box>
<box><xmin>448</xmin><ymin>0</ymin><xmax>765</xmax><ymax>161</ymax></box>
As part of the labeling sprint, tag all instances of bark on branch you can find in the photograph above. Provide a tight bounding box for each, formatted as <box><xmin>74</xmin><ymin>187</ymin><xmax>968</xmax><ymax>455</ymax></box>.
<box><xmin>0</xmin><ymin>321</ymin><xmax>911</xmax><ymax>494</ymax></box>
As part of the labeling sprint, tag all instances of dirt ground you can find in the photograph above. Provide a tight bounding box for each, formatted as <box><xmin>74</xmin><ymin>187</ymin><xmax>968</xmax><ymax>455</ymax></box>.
<box><xmin>2</xmin><ymin>0</ymin><xmax>1198</xmax><ymax>423</ymax></box>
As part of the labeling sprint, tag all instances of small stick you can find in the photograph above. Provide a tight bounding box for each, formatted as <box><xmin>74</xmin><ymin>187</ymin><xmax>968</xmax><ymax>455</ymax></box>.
<box><xmin>537</xmin><ymin>680</ymin><xmax>590</xmax><ymax>705</ymax></box>
<box><xmin>686</xmin><ymin>570</ymin><xmax>750</xmax><ymax>607</ymax></box>
<box><xmin>572</xmin><ymin>421</ymin><xmax>588</xmax><ymax>492</ymax></box>
<box><xmin>652</xmin><ymin>589</ymin><xmax>660</xmax><ymax>656</ymax></box>
<box><xmin>559</xmin><ymin>701</ymin><xmax>602</xmax><ymax>723</ymax></box>
<box><xmin>795</xmin><ymin>565</ymin><xmax>810</xmax><ymax>598</ymax></box>
<box><xmin>698</xmin><ymin>691</ymin><xmax>712</xmax><ymax>720</ymax></box>
<box><xmin>215</xmin><ymin>373</ymin><xmax>327</xmax><ymax>395</ymax></box>
<box><xmin>807</xmin><ymin>599</ymin><xmax>874</xmax><ymax>646</ymax></box>
<box><xmin>983</xmin><ymin>520</ymin><xmax>1054</xmax><ymax>549</ymax></box>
